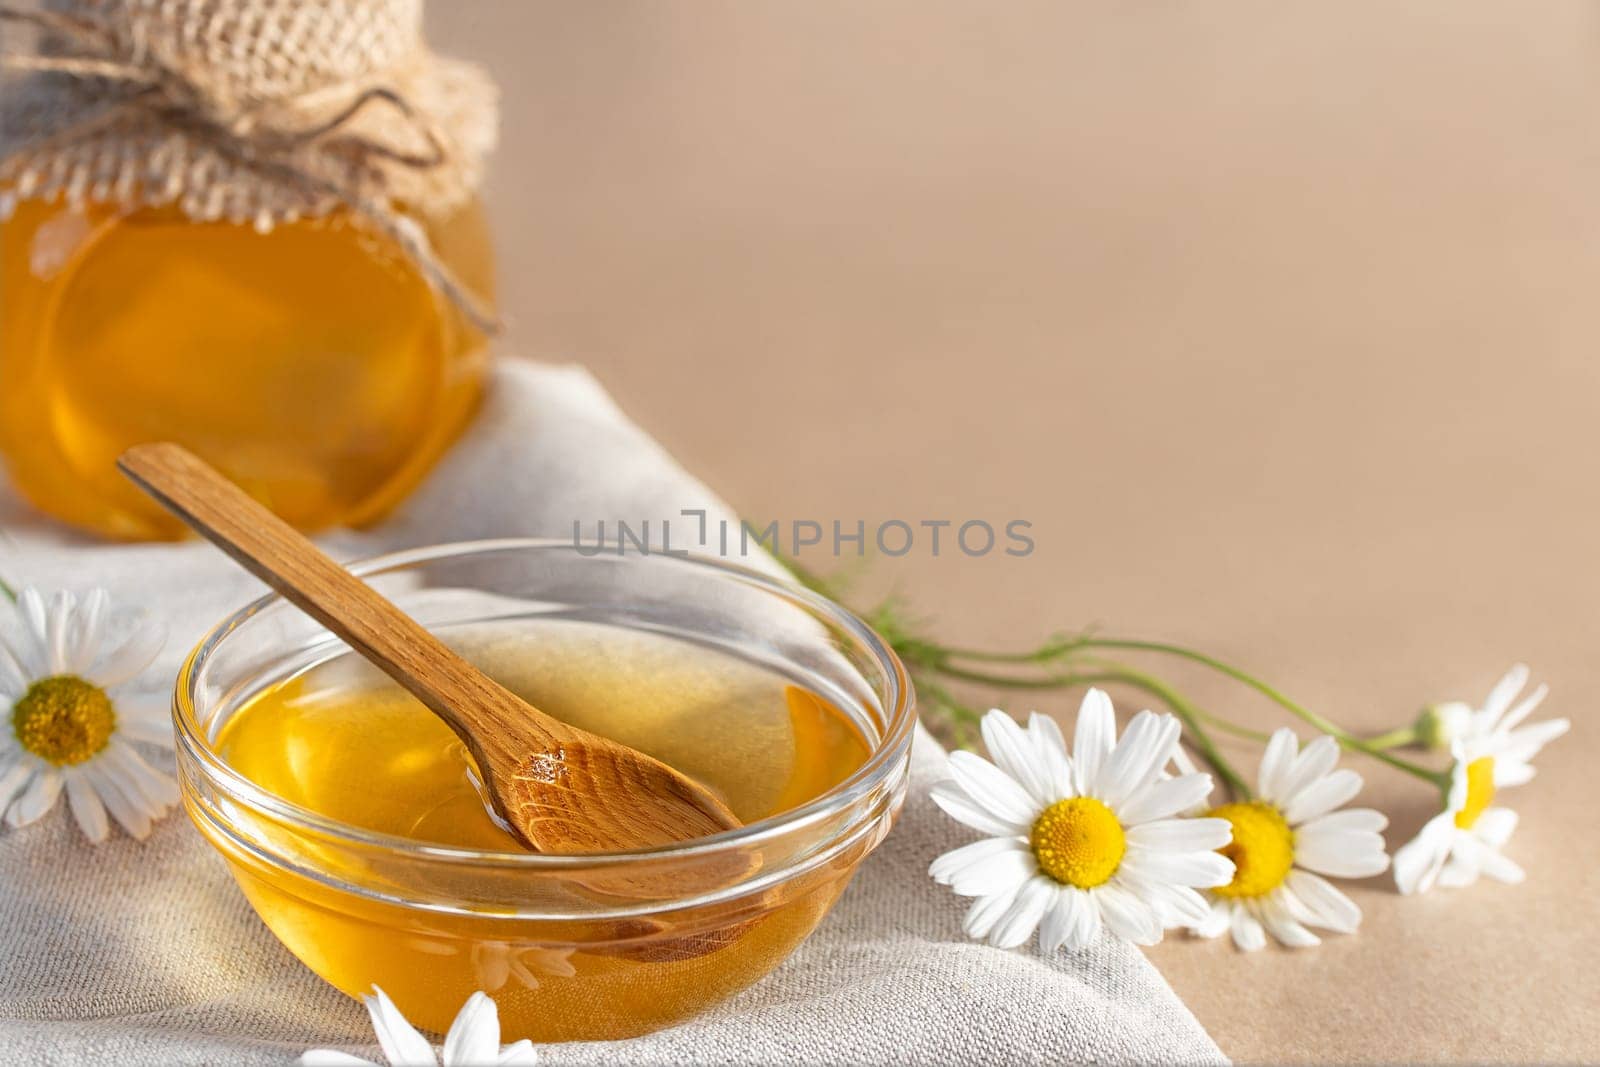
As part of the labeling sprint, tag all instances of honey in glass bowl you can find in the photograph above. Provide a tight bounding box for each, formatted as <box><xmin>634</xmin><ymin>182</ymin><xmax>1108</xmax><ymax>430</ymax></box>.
<box><xmin>0</xmin><ymin>196</ymin><xmax>494</xmax><ymax>540</ymax></box>
<box><xmin>214</xmin><ymin>625</ymin><xmax>871</xmax><ymax>1038</ymax></box>
<box><xmin>176</xmin><ymin>543</ymin><xmax>916</xmax><ymax>1043</ymax></box>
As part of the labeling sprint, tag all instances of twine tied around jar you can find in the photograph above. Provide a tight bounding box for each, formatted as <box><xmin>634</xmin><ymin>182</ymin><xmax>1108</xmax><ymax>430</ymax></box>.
<box><xmin>0</xmin><ymin>0</ymin><xmax>499</xmax><ymax>333</ymax></box>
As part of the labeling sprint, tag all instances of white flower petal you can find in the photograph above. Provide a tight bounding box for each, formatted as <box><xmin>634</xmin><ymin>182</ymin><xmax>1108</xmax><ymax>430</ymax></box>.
<box><xmin>1142</xmin><ymin>881</ymin><xmax>1212</xmax><ymax>927</ymax></box>
<box><xmin>1393</xmin><ymin>813</ymin><xmax>1455</xmax><ymax>895</ymax></box>
<box><xmin>1293</xmin><ymin>828</ymin><xmax>1389</xmax><ymax>879</ymax></box>
<box><xmin>63</xmin><ymin>768</ymin><xmax>109</xmax><ymax>844</ymax></box>
<box><xmin>1472</xmin><ymin>806</ymin><xmax>1518</xmax><ymax>848</ymax></box>
<box><xmin>1026</xmin><ymin>712</ymin><xmax>1075</xmax><ymax>800</ymax></box>
<box><xmin>298</xmin><ymin>1051</ymin><xmax>381</xmax><ymax>1067</ymax></box>
<box><xmin>1493</xmin><ymin>682</ymin><xmax>1547</xmax><ymax>736</ymax></box>
<box><xmin>441</xmin><ymin>992</ymin><xmax>499</xmax><ymax>1067</ymax></box>
<box><xmin>1437</xmin><ymin>851</ymin><xmax>1480</xmax><ymax>889</ymax></box>
<box><xmin>1096</xmin><ymin>710</ymin><xmax>1179</xmax><ymax>807</ymax></box>
<box><xmin>1276</xmin><ymin>734</ymin><xmax>1340</xmax><ymax>808</ymax></box>
<box><xmin>0</xmin><ymin>757</ymin><xmax>34</xmax><ymax>812</ymax></box>
<box><xmin>1297</xmin><ymin>807</ymin><xmax>1387</xmax><ymax>836</ymax></box>
<box><xmin>1259</xmin><ymin>893</ymin><xmax>1320</xmax><ymax>948</ymax></box>
<box><xmin>46</xmin><ymin>590</ymin><xmax>76</xmax><ymax>675</ymax></box>
<box><xmin>1479</xmin><ymin>664</ymin><xmax>1529</xmax><ymax>729</ymax></box>
<box><xmin>365</xmin><ymin>988</ymin><xmax>438</xmax><ymax>1067</ymax></box>
<box><xmin>0</xmin><ymin>634</ymin><xmax>32</xmax><ymax>696</ymax></box>
<box><xmin>1444</xmin><ymin>748</ymin><xmax>1469</xmax><ymax>812</ymax></box>
<box><xmin>1093</xmin><ymin>883</ymin><xmax>1162</xmax><ymax>945</ymax></box>
<box><xmin>1072</xmin><ymin>688</ymin><xmax>1116</xmax><ymax>796</ymax></box>
<box><xmin>6</xmin><ymin>766</ymin><xmax>62</xmax><ymax>827</ymax></box>
<box><xmin>1124</xmin><ymin>816</ymin><xmax>1232</xmax><ymax>853</ymax></box>
<box><xmin>1256</xmin><ymin>728</ymin><xmax>1299</xmax><ymax>803</ymax></box>
<box><xmin>1229</xmin><ymin>902</ymin><xmax>1267</xmax><ymax>951</ymax></box>
<box><xmin>988</xmin><ymin>875</ymin><xmax>1055</xmax><ymax>949</ymax></box>
<box><xmin>67</xmin><ymin>588</ymin><xmax>109</xmax><ymax>675</ymax></box>
<box><xmin>1495</xmin><ymin>719</ymin><xmax>1570</xmax><ymax>766</ymax></box>
<box><xmin>88</xmin><ymin>622</ymin><xmax>167</xmax><ymax>689</ymax></box>
<box><xmin>115</xmin><ymin>706</ymin><xmax>176</xmax><ymax>749</ymax></box>
<box><xmin>1037</xmin><ymin>888</ymin><xmax>1076</xmax><ymax>953</ymax></box>
<box><xmin>963</xmin><ymin>885</ymin><xmax>1022</xmax><ymax>941</ymax></box>
<box><xmin>981</xmin><ymin>711</ymin><xmax>1054</xmax><ymax>806</ymax></box>
<box><xmin>937</xmin><ymin>842</ymin><xmax>1036</xmax><ymax>898</ymax></box>
<box><xmin>1069</xmin><ymin>884</ymin><xmax>1102</xmax><ymax>948</ymax></box>
<box><xmin>105</xmin><ymin>740</ymin><xmax>179</xmax><ymax>810</ymax></box>
<box><xmin>1284</xmin><ymin>869</ymin><xmax>1361</xmax><ymax>933</ymax></box>
<box><xmin>1283</xmin><ymin>768</ymin><xmax>1364</xmax><ymax>826</ymax></box>
<box><xmin>115</xmin><ymin>695</ymin><xmax>170</xmax><ymax>723</ymax></box>
<box><xmin>1193</xmin><ymin>899</ymin><xmax>1231</xmax><ymax>939</ymax></box>
<box><xmin>1122</xmin><ymin>846</ymin><xmax>1235</xmax><ymax>889</ymax></box>
<box><xmin>928</xmin><ymin>835</ymin><xmax>1030</xmax><ymax>887</ymax></box>
<box><xmin>930</xmin><ymin>780</ymin><xmax>1029</xmax><ymax>838</ymax></box>
<box><xmin>82</xmin><ymin>762</ymin><xmax>153</xmax><ymax>840</ymax></box>
<box><xmin>1461</xmin><ymin>835</ymin><xmax>1525</xmax><ymax>885</ymax></box>
<box><xmin>15</xmin><ymin>587</ymin><xmax>51</xmax><ymax>674</ymax></box>
<box><xmin>1491</xmin><ymin>760</ymin><xmax>1536</xmax><ymax>788</ymax></box>
<box><xmin>495</xmin><ymin>1040</ymin><xmax>539</xmax><ymax>1066</ymax></box>
<box><xmin>946</xmin><ymin>750</ymin><xmax>1040</xmax><ymax>826</ymax></box>
<box><xmin>1116</xmin><ymin>773</ymin><xmax>1216</xmax><ymax>825</ymax></box>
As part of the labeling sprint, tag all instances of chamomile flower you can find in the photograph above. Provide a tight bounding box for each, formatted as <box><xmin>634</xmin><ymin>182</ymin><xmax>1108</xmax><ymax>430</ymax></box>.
<box><xmin>929</xmin><ymin>692</ymin><xmax>1234</xmax><ymax>952</ymax></box>
<box><xmin>1393</xmin><ymin>665</ymin><xmax>1568</xmax><ymax>895</ymax></box>
<box><xmin>1190</xmin><ymin>728</ymin><xmax>1389</xmax><ymax>950</ymax></box>
<box><xmin>0</xmin><ymin>587</ymin><xmax>176</xmax><ymax>842</ymax></box>
<box><xmin>300</xmin><ymin>987</ymin><xmax>537</xmax><ymax>1066</ymax></box>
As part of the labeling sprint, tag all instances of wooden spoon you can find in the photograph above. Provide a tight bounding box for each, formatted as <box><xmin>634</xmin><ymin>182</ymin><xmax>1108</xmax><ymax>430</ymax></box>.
<box><xmin>118</xmin><ymin>442</ymin><xmax>742</xmax><ymax>855</ymax></box>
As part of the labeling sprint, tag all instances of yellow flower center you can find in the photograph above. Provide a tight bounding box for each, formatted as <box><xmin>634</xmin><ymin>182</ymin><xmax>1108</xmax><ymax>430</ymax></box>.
<box><xmin>1030</xmin><ymin>796</ymin><xmax>1126</xmax><ymax>888</ymax></box>
<box><xmin>11</xmin><ymin>675</ymin><xmax>116</xmax><ymax>766</ymax></box>
<box><xmin>1454</xmin><ymin>756</ymin><xmax>1495</xmax><ymax>829</ymax></box>
<box><xmin>1209</xmin><ymin>800</ymin><xmax>1295</xmax><ymax>898</ymax></box>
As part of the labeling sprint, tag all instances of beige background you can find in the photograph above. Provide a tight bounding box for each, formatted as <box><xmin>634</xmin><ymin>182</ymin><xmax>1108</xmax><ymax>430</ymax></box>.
<box><xmin>430</xmin><ymin>4</ymin><xmax>1600</xmax><ymax>1063</ymax></box>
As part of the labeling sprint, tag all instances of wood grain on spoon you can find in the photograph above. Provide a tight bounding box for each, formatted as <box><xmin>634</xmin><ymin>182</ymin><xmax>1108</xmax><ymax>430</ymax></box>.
<box><xmin>117</xmin><ymin>442</ymin><xmax>742</xmax><ymax>855</ymax></box>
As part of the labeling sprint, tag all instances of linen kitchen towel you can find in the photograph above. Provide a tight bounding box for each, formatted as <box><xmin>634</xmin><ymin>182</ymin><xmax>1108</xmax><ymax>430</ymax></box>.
<box><xmin>0</xmin><ymin>360</ymin><xmax>1226</xmax><ymax>1065</ymax></box>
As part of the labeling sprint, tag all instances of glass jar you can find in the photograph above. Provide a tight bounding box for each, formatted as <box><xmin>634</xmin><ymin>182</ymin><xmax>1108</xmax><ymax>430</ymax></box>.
<box><xmin>0</xmin><ymin>195</ymin><xmax>494</xmax><ymax>540</ymax></box>
<box><xmin>175</xmin><ymin>541</ymin><xmax>916</xmax><ymax>1041</ymax></box>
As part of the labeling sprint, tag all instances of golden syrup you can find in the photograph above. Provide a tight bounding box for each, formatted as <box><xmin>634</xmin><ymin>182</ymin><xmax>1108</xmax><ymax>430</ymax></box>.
<box><xmin>0</xmin><ymin>197</ymin><xmax>493</xmax><ymax>539</ymax></box>
<box><xmin>210</xmin><ymin>623</ymin><xmax>873</xmax><ymax>1040</ymax></box>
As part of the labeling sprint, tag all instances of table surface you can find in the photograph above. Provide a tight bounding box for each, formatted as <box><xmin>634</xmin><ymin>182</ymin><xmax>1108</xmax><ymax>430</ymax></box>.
<box><xmin>432</xmin><ymin>4</ymin><xmax>1600</xmax><ymax>1061</ymax></box>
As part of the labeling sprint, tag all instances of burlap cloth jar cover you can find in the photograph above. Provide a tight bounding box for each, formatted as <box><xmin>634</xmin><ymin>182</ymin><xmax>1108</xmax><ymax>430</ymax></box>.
<box><xmin>0</xmin><ymin>0</ymin><xmax>498</xmax><ymax>327</ymax></box>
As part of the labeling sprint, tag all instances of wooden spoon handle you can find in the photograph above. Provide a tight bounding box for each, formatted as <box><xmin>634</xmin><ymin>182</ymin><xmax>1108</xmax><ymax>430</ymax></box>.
<box><xmin>116</xmin><ymin>442</ymin><xmax>561</xmax><ymax>751</ymax></box>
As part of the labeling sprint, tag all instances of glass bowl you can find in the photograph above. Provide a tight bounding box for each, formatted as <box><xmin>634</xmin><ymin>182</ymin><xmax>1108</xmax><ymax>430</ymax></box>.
<box><xmin>174</xmin><ymin>541</ymin><xmax>915</xmax><ymax>1042</ymax></box>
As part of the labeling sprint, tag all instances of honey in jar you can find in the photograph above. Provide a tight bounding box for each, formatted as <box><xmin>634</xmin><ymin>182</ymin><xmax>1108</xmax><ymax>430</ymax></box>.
<box><xmin>0</xmin><ymin>0</ymin><xmax>499</xmax><ymax>541</ymax></box>
<box><xmin>207</xmin><ymin>620</ymin><xmax>875</xmax><ymax>1041</ymax></box>
<box><xmin>0</xmin><ymin>196</ymin><xmax>494</xmax><ymax>540</ymax></box>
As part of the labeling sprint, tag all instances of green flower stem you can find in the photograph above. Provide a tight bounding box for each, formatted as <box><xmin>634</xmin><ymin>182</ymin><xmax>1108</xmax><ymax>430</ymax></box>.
<box><xmin>932</xmin><ymin>640</ymin><xmax>1075</xmax><ymax>666</ymax></box>
<box><xmin>788</xmin><ymin>555</ymin><xmax>1445</xmax><ymax>789</ymax></box>
<box><xmin>1365</xmin><ymin>725</ymin><xmax>1419</xmax><ymax>750</ymax></box>
<box><xmin>1033</xmin><ymin>637</ymin><xmax>1448</xmax><ymax>787</ymax></box>
<box><xmin>915</xmin><ymin>662</ymin><xmax>1121</xmax><ymax>693</ymax></box>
